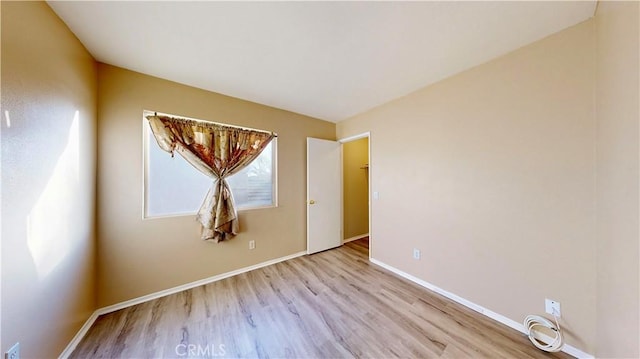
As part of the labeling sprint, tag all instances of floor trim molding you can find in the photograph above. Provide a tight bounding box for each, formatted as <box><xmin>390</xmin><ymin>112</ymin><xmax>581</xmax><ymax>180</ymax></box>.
<box><xmin>343</xmin><ymin>233</ymin><xmax>369</xmax><ymax>243</ymax></box>
<box><xmin>58</xmin><ymin>311</ymin><xmax>100</xmax><ymax>359</ymax></box>
<box><xmin>59</xmin><ymin>250</ymin><xmax>307</xmax><ymax>358</ymax></box>
<box><xmin>369</xmin><ymin>258</ymin><xmax>593</xmax><ymax>359</ymax></box>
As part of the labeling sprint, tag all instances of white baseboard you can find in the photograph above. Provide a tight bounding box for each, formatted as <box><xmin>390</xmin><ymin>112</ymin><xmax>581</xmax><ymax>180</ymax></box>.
<box><xmin>58</xmin><ymin>311</ymin><xmax>99</xmax><ymax>358</ymax></box>
<box><xmin>97</xmin><ymin>251</ymin><xmax>306</xmax><ymax>315</ymax></box>
<box><xmin>369</xmin><ymin>258</ymin><xmax>593</xmax><ymax>359</ymax></box>
<box><xmin>343</xmin><ymin>233</ymin><xmax>369</xmax><ymax>243</ymax></box>
<box><xmin>59</xmin><ymin>250</ymin><xmax>306</xmax><ymax>358</ymax></box>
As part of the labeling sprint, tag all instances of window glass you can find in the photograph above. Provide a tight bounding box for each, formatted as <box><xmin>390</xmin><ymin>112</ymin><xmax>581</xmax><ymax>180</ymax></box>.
<box><xmin>144</xmin><ymin>116</ymin><xmax>276</xmax><ymax>218</ymax></box>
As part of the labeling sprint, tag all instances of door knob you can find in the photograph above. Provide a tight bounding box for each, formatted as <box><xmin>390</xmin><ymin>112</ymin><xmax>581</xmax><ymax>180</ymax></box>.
<box><xmin>309</xmin><ymin>199</ymin><xmax>316</xmax><ymax>205</ymax></box>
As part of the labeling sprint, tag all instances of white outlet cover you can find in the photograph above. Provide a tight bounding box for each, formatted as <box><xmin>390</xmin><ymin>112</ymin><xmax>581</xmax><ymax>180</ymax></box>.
<box><xmin>545</xmin><ymin>299</ymin><xmax>561</xmax><ymax>317</ymax></box>
<box><xmin>5</xmin><ymin>342</ymin><xmax>19</xmax><ymax>359</ymax></box>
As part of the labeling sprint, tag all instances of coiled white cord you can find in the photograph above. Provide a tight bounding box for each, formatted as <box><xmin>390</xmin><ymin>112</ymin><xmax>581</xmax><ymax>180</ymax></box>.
<box><xmin>523</xmin><ymin>310</ymin><xmax>564</xmax><ymax>352</ymax></box>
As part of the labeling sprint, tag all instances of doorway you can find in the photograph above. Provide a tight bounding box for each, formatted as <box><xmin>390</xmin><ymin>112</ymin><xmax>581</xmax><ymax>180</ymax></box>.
<box><xmin>339</xmin><ymin>133</ymin><xmax>371</xmax><ymax>258</ymax></box>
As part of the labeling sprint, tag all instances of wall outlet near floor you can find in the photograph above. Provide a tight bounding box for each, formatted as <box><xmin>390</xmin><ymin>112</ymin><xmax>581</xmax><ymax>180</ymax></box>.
<box><xmin>413</xmin><ymin>248</ymin><xmax>421</xmax><ymax>260</ymax></box>
<box><xmin>545</xmin><ymin>298</ymin><xmax>561</xmax><ymax>317</ymax></box>
<box><xmin>249</xmin><ymin>240</ymin><xmax>255</xmax><ymax>250</ymax></box>
<box><xmin>5</xmin><ymin>342</ymin><xmax>20</xmax><ymax>359</ymax></box>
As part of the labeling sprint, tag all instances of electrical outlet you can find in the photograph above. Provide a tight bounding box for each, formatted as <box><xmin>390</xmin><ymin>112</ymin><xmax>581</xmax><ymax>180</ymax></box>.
<box><xmin>545</xmin><ymin>298</ymin><xmax>561</xmax><ymax>317</ymax></box>
<box><xmin>249</xmin><ymin>240</ymin><xmax>255</xmax><ymax>250</ymax></box>
<box><xmin>5</xmin><ymin>342</ymin><xmax>19</xmax><ymax>359</ymax></box>
<box><xmin>413</xmin><ymin>248</ymin><xmax>421</xmax><ymax>260</ymax></box>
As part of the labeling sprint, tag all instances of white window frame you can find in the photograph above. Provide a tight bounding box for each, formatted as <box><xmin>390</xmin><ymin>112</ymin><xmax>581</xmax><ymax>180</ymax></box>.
<box><xmin>142</xmin><ymin>110</ymin><xmax>278</xmax><ymax>219</ymax></box>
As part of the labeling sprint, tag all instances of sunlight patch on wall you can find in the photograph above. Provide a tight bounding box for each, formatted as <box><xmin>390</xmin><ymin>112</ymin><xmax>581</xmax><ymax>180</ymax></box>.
<box><xmin>5</xmin><ymin>110</ymin><xmax>11</xmax><ymax>128</ymax></box>
<box><xmin>27</xmin><ymin>111</ymin><xmax>80</xmax><ymax>279</ymax></box>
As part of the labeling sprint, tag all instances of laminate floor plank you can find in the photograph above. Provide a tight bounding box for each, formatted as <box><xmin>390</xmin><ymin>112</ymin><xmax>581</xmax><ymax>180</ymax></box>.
<box><xmin>71</xmin><ymin>238</ymin><xmax>569</xmax><ymax>358</ymax></box>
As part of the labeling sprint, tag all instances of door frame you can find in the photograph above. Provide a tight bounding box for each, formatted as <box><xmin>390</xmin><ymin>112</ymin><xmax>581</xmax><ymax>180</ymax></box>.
<box><xmin>338</xmin><ymin>132</ymin><xmax>372</xmax><ymax>260</ymax></box>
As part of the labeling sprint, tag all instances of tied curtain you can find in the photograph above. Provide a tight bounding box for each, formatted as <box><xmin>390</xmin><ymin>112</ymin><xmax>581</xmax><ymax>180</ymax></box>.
<box><xmin>146</xmin><ymin>115</ymin><xmax>275</xmax><ymax>243</ymax></box>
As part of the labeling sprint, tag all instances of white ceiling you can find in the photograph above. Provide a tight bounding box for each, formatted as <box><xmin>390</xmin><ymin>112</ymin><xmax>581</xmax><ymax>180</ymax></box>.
<box><xmin>48</xmin><ymin>1</ymin><xmax>596</xmax><ymax>122</ymax></box>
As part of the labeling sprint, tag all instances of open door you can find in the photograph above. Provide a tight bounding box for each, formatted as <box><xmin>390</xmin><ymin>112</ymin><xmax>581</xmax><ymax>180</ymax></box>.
<box><xmin>307</xmin><ymin>138</ymin><xmax>342</xmax><ymax>254</ymax></box>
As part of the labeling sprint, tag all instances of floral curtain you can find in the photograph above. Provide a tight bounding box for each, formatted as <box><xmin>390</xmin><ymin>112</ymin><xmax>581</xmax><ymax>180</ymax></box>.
<box><xmin>146</xmin><ymin>114</ymin><xmax>276</xmax><ymax>243</ymax></box>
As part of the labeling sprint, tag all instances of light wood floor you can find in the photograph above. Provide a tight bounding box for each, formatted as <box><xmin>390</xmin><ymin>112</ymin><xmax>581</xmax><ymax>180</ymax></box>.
<box><xmin>71</xmin><ymin>239</ymin><xmax>568</xmax><ymax>358</ymax></box>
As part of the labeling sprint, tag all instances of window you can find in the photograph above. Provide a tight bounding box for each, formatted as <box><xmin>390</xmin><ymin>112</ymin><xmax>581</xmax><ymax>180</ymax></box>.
<box><xmin>143</xmin><ymin>113</ymin><xmax>277</xmax><ymax>218</ymax></box>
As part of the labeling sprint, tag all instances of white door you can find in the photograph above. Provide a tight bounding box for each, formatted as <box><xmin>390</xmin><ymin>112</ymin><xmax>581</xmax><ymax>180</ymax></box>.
<box><xmin>307</xmin><ymin>138</ymin><xmax>342</xmax><ymax>254</ymax></box>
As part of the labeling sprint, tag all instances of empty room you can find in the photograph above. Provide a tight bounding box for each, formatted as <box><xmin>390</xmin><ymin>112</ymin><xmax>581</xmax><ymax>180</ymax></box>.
<box><xmin>1</xmin><ymin>1</ymin><xmax>638</xmax><ymax>358</ymax></box>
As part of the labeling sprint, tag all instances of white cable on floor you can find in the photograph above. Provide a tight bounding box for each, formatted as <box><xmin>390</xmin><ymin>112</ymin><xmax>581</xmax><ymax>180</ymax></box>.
<box><xmin>523</xmin><ymin>310</ymin><xmax>564</xmax><ymax>352</ymax></box>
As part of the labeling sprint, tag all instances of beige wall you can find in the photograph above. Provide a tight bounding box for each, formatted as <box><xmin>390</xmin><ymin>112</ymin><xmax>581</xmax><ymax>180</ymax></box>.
<box><xmin>343</xmin><ymin>138</ymin><xmax>369</xmax><ymax>240</ymax></box>
<box><xmin>338</xmin><ymin>20</ymin><xmax>598</xmax><ymax>353</ymax></box>
<box><xmin>96</xmin><ymin>64</ymin><xmax>335</xmax><ymax>306</ymax></box>
<box><xmin>1</xmin><ymin>2</ymin><xmax>97</xmax><ymax>357</ymax></box>
<box><xmin>2</xmin><ymin>2</ymin><xmax>636</xmax><ymax>357</ymax></box>
<box><xmin>595</xmin><ymin>2</ymin><xmax>640</xmax><ymax>358</ymax></box>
